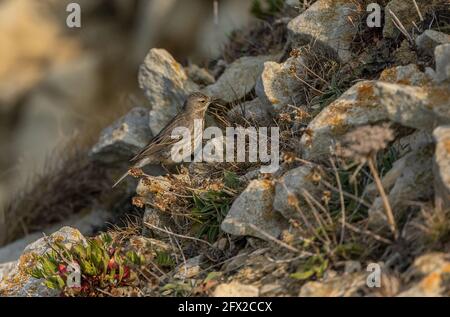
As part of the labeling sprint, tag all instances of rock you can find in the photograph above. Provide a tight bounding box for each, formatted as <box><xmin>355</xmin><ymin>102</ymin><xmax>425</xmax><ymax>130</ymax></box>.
<box><xmin>221</xmin><ymin>179</ymin><xmax>288</xmax><ymax>241</ymax></box>
<box><xmin>435</xmin><ymin>44</ymin><xmax>450</xmax><ymax>82</ymax></box>
<box><xmin>142</xmin><ymin>206</ymin><xmax>173</xmax><ymax>239</ymax></box>
<box><xmin>373</xmin><ymin>82</ymin><xmax>450</xmax><ymax>131</ymax></box>
<box><xmin>301</xmin><ymin>76</ymin><xmax>450</xmax><ymax>160</ymax></box>
<box><xmin>0</xmin><ymin>227</ymin><xmax>86</xmax><ymax>297</ymax></box>
<box><xmin>398</xmin><ymin>252</ymin><xmax>450</xmax><ymax>297</ymax></box>
<box><xmin>300</xmin><ymin>81</ymin><xmax>388</xmax><ymax>161</ymax></box>
<box><xmin>227</xmin><ymin>98</ymin><xmax>273</xmax><ymax>126</ymax></box>
<box><xmin>202</xmin><ymin>55</ymin><xmax>276</xmax><ymax>103</ymax></box>
<box><xmin>368</xmin><ymin>145</ymin><xmax>434</xmax><ymax>228</ymax></box>
<box><xmin>255</xmin><ymin>54</ymin><xmax>308</xmax><ymax>110</ymax></box>
<box><xmin>383</xmin><ymin>0</ymin><xmax>445</xmax><ymax>39</ymax></box>
<box><xmin>186</xmin><ymin>64</ymin><xmax>215</xmax><ymax>87</ymax></box>
<box><xmin>213</xmin><ymin>281</ymin><xmax>259</xmax><ymax>297</ymax></box>
<box><xmin>379</xmin><ymin>64</ymin><xmax>431</xmax><ymax>86</ymax></box>
<box><xmin>299</xmin><ymin>272</ymin><xmax>367</xmax><ymax>297</ymax></box>
<box><xmin>433</xmin><ymin>125</ymin><xmax>450</xmax><ymax>208</ymax></box>
<box><xmin>0</xmin><ymin>261</ymin><xmax>16</xmax><ymax>282</ymax></box>
<box><xmin>287</xmin><ymin>0</ymin><xmax>362</xmax><ymax>62</ymax></box>
<box><xmin>0</xmin><ymin>209</ymin><xmax>110</xmax><ymax>264</ymax></box>
<box><xmin>391</xmin><ymin>130</ymin><xmax>434</xmax><ymax>157</ymax></box>
<box><xmin>138</xmin><ymin>48</ymin><xmax>198</xmax><ymax>135</ymax></box>
<box><xmin>173</xmin><ymin>255</ymin><xmax>203</xmax><ymax>280</ymax></box>
<box><xmin>90</xmin><ymin>107</ymin><xmax>152</xmax><ymax>164</ymax></box>
<box><xmin>273</xmin><ymin>165</ymin><xmax>320</xmax><ymax>220</ymax></box>
<box><xmin>364</xmin><ymin>130</ymin><xmax>434</xmax><ymax>200</ymax></box>
<box><xmin>416</xmin><ymin>30</ymin><xmax>450</xmax><ymax>56</ymax></box>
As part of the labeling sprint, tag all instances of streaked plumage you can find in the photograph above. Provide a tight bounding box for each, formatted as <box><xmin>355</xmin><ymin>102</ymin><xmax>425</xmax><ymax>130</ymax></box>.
<box><xmin>113</xmin><ymin>92</ymin><xmax>212</xmax><ymax>187</ymax></box>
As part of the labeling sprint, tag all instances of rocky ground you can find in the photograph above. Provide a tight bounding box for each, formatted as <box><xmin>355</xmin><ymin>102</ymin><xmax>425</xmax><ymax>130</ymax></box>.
<box><xmin>1</xmin><ymin>0</ymin><xmax>450</xmax><ymax>297</ymax></box>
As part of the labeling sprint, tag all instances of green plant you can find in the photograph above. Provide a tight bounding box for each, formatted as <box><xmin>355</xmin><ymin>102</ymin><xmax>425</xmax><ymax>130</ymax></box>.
<box><xmin>28</xmin><ymin>233</ymin><xmax>143</xmax><ymax>296</ymax></box>
<box><xmin>191</xmin><ymin>190</ymin><xmax>233</xmax><ymax>243</ymax></box>
<box><xmin>290</xmin><ymin>255</ymin><xmax>329</xmax><ymax>281</ymax></box>
<box><xmin>155</xmin><ymin>251</ymin><xmax>176</xmax><ymax>269</ymax></box>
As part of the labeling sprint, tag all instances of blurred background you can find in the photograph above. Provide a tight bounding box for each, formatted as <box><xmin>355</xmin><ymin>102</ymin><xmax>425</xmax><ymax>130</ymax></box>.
<box><xmin>0</xmin><ymin>0</ymin><xmax>258</xmax><ymax>208</ymax></box>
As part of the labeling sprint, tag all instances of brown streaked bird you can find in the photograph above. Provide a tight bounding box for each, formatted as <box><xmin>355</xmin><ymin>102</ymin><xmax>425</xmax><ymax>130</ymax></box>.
<box><xmin>112</xmin><ymin>92</ymin><xmax>213</xmax><ymax>188</ymax></box>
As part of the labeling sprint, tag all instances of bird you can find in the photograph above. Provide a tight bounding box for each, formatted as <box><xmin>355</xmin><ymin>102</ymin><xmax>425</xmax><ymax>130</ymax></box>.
<box><xmin>112</xmin><ymin>92</ymin><xmax>213</xmax><ymax>188</ymax></box>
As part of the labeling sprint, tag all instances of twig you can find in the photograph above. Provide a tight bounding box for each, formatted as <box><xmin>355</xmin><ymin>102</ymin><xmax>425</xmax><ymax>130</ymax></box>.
<box><xmin>367</xmin><ymin>156</ymin><xmax>398</xmax><ymax>239</ymax></box>
<box><xmin>340</xmin><ymin>220</ymin><xmax>392</xmax><ymax>245</ymax></box>
<box><xmin>266</xmin><ymin>252</ymin><xmax>313</xmax><ymax>263</ymax></box>
<box><xmin>144</xmin><ymin>222</ymin><xmax>214</xmax><ymax>248</ymax></box>
<box><xmin>389</xmin><ymin>9</ymin><xmax>413</xmax><ymax>43</ymax></box>
<box><xmin>96</xmin><ymin>287</ymin><xmax>114</xmax><ymax>297</ymax></box>
<box><xmin>138</xmin><ymin>268</ymin><xmax>156</xmax><ymax>283</ymax></box>
<box><xmin>247</xmin><ymin>224</ymin><xmax>299</xmax><ymax>253</ymax></box>
<box><xmin>293</xmin><ymin>73</ymin><xmax>325</xmax><ymax>95</ymax></box>
<box><xmin>330</xmin><ymin>158</ymin><xmax>346</xmax><ymax>244</ymax></box>
<box><xmin>321</xmin><ymin>179</ymin><xmax>371</xmax><ymax>208</ymax></box>
<box><xmin>301</xmin><ymin>189</ymin><xmax>333</xmax><ymax>246</ymax></box>
<box><xmin>412</xmin><ymin>0</ymin><xmax>424</xmax><ymax>22</ymax></box>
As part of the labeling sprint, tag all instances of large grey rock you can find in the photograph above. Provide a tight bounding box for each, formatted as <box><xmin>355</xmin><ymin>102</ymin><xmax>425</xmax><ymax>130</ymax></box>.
<box><xmin>435</xmin><ymin>44</ymin><xmax>450</xmax><ymax>83</ymax></box>
<box><xmin>273</xmin><ymin>165</ymin><xmax>320</xmax><ymax>220</ymax></box>
<box><xmin>255</xmin><ymin>54</ymin><xmax>308</xmax><ymax>110</ymax></box>
<box><xmin>90</xmin><ymin>107</ymin><xmax>152</xmax><ymax>163</ymax></box>
<box><xmin>0</xmin><ymin>227</ymin><xmax>86</xmax><ymax>297</ymax></box>
<box><xmin>138</xmin><ymin>48</ymin><xmax>198</xmax><ymax>135</ymax></box>
<box><xmin>287</xmin><ymin>0</ymin><xmax>362</xmax><ymax>62</ymax></box>
<box><xmin>373</xmin><ymin>82</ymin><xmax>450</xmax><ymax>131</ymax></box>
<box><xmin>300</xmin><ymin>78</ymin><xmax>450</xmax><ymax>161</ymax></box>
<box><xmin>221</xmin><ymin>179</ymin><xmax>288</xmax><ymax>241</ymax></box>
<box><xmin>433</xmin><ymin>125</ymin><xmax>450</xmax><ymax>209</ymax></box>
<box><xmin>379</xmin><ymin>64</ymin><xmax>431</xmax><ymax>86</ymax></box>
<box><xmin>203</xmin><ymin>55</ymin><xmax>276</xmax><ymax>103</ymax></box>
<box><xmin>227</xmin><ymin>98</ymin><xmax>273</xmax><ymax>126</ymax></box>
<box><xmin>416</xmin><ymin>30</ymin><xmax>450</xmax><ymax>56</ymax></box>
<box><xmin>300</xmin><ymin>81</ymin><xmax>388</xmax><ymax>161</ymax></box>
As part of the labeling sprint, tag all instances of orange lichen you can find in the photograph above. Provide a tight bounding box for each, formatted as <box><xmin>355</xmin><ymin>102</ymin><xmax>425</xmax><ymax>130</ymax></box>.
<box><xmin>427</xmin><ymin>86</ymin><xmax>450</xmax><ymax>108</ymax></box>
<box><xmin>443</xmin><ymin>140</ymin><xmax>450</xmax><ymax>154</ymax></box>
<box><xmin>420</xmin><ymin>272</ymin><xmax>442</xmax><ymax>294</ymax></box>
<box><xmin>356</xmin><ymin>82</ymin><xmax>376</xmax><ymax>102</ymax></box>
<box><xmin>379</xmin><ymin>67</ymin><xmax>398</xmax><ymax>83</ymax></box>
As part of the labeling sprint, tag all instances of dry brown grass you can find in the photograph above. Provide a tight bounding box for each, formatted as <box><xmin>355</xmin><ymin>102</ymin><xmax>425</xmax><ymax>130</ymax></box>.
<box><xmin>0</xmin><ymin>139</ymin><xmax>111</xmax><ymax>246</ymax></box>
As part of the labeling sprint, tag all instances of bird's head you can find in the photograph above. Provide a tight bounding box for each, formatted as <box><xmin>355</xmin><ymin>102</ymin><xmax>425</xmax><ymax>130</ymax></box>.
<box><xmin>184</xmin><ymin>92</ymin><xmax>213</xmax><ymax>113</ymax></box>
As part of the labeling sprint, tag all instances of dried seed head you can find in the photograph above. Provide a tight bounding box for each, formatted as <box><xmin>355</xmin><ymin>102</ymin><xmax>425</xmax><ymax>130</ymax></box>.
<box><xmin>281</xmin><ymin>230</ymin><xmax>295</xmax><ymax>245</ymax></box>
<box><xmin>131</xmin><ymin>196</ymin><xmax>145</xmax><ymax>208</ymax></box>
<box><xmin>310</xmin><ymin>168</ymin><xmax>322</xmax><ymax>183</ymax></box>
<box><xmin>129</xmin><ymin>167</ymin><xmax>144</xmax><ymax>178</ymax></box>
<box><xmin>294</xmin><ymin>108</ymin><xmax>311</xmax><ymax>122</ymax></box>
<box><xmin>278</xmin><ymin>112</ymin><xmax>291</xmax><ymax>123</ymax></box>
<box><xmin>336</xmin><ymin>123</ymin><xmax>394</xmax><ymax>162</ymax></box>
<box><xmin>287</xmin><ymin>193</ymin><xmax>299</xmax><ymax>207</ymax></box>
<box><xmin>290</xmin><ymin>48</ymin><xmax>301</xmax><ymax>58</ymax></box>
<box><xmin>322</xmin><ymin>191</ymin><xmax>331</xmax><ymax>205</ymax></box>
<box><xmin>282</xmin><ymin>152</ymin><xmax>297</xmax><ymax>164</ymax></box>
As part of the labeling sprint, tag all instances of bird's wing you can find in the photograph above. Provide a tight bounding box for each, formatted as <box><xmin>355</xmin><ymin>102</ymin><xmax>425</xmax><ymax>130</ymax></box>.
<box><xmin>130</xmin><ymin>113</ymin><xmax>186</xmax><ymax>163</ymax></box>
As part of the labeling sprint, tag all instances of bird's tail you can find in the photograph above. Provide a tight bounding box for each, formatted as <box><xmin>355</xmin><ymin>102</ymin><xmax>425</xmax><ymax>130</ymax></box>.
<box><xmin>112</xmin><ymin>170</ymin><xmax>129</xmax><ymax>188</ymax></box>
